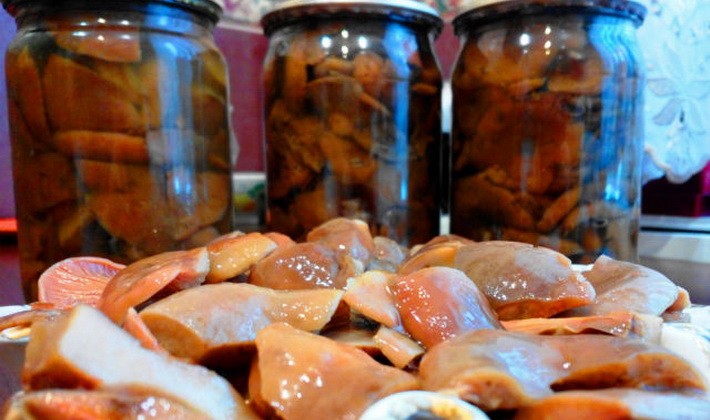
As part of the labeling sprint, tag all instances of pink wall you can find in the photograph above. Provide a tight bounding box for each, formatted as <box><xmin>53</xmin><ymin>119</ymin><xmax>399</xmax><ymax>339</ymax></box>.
<box><xmin>215</xmin><ymin>26</ymin><xmax>268</xmax><ymax>172</ymax></box>
<box><xmin>0</xmin><ymin>9</ymin><xmax>16</xmax><ymax>218</ymax></box>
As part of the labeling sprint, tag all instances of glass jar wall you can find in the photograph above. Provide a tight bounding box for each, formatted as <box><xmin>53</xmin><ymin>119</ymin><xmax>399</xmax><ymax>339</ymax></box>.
<box><xmin>450</xmin><ymin>0</ymin><xmax>646</xmax><ymax>263</ymax></box>
<box><xmin>4</xmin><ymin>0</ymin><xmax>235</xmax><ymax>301</ymax></box>
<box><xmin>260</xmin><ymin>0</ymin><xmax>444</xmax><ymax>245</ymax></box>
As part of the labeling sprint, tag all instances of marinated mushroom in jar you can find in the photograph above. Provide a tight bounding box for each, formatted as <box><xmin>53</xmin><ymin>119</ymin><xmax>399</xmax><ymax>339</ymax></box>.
<box><xmin>5</xmin><ymin>8</ymin><xmax>233</xmax><ymax>300</ymax></box>
<box><xmin>262</xmin><ymin>5</ymin><xmax>444</xmax><ymax>245</ymax></box>
<box><xmin>450</xmin><ymin>8</ymin><xmax>645</xmax><ymax>263</ymax></box>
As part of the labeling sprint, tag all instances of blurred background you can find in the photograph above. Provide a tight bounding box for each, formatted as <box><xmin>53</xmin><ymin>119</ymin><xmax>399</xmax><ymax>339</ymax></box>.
<box><xmin>0</xmin><ymin>0</ymin><xmax>708</xmax><ymax>300</ymax></box>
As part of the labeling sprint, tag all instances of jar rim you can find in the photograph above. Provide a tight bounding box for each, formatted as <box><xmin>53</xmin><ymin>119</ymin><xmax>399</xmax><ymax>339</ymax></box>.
<box><xmin>453</xmin><ymin>0</ymin><xmax>647</xmax><ymax>32</ymax></box>
<box><xmin>3</xmin><ymin>0</ymin><xmax>223</xmax><ymax>22</ymax></box>
<box><xmin>261</xmin><ymin>0</ymin><xmax>444</xmax><ymax>36</ymax></box>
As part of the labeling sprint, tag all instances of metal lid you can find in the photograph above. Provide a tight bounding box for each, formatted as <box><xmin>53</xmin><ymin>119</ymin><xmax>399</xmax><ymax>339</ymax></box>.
<box><xmin>453</xmin><ymin>0</ymin><xmax>646</xmax><ymax>33</ymax></box>
<box><xmin>3</xmin><ymin>0</ymin><xmax>223</xmax><ymax>22</ymax></box>
<box><xmin>261</xmin><ymin>0</ymin><xmax>444</xmax><ymax>36</ymax></box>
<box><xmin>457</xmin><ymin>0</ymin><xmax>513</xmax><ymax>7</ymax></box>
<box><xmin>173</xmin><ymin>0</ymin><xmax>223</xmax><ymax>19</ymax></box>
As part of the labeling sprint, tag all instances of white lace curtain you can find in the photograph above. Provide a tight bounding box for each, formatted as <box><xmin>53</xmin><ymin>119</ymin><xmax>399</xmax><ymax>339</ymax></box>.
<box><xmin>638</xmin><ymin>0</ymin><xmax>710</xmax><ymax>184</ymax></box>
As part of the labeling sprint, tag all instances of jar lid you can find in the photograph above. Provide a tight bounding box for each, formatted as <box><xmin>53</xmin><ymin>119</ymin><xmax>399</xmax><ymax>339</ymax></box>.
<box><xmin>173</xmin><ymin>0</ymin><xmax>223</xmax><ymax>19</ymax></box>
<box><xmin>261</xmin><ymin>0</ymin><xmax>443</xmax><ymax>36</ymax></box>
<box><xmin>453</xmin><ymin>0</ymin><xmax>646</xmax><ymax>32</ymax></box>
<box><xmin>3</xmin><ymin>0</ymin><xmax>223</xmax><ymax>22</ymax></box>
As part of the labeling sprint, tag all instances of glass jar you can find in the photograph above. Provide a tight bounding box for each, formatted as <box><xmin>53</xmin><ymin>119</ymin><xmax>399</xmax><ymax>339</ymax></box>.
<box><xmin>450</xmin><ymin>0</ymin><xmax>646</xmax><ymax>263</ymax></box>
<box><xmin>4</xmin><ymin>0</ymin><xmax>235</xmax><ymax>301</ymax></box>
<box><xmin>260</xmin><ymin>0</ymin><xmax>444</xmax><ymax>245</ymax></box>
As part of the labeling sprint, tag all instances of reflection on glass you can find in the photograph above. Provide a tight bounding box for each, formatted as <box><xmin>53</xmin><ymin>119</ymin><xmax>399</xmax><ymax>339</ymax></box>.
<box><xmin>450</xmin><ymin>6</ymin><xmax>645</xmax><ymax>263</ymax></box>
<box><xmin>5</xmin><ymin>4</ymin><xmax>234</xmax><ymax>301</ymax></box>
<box><xmin>262</xmin><ymin>14</ymin><xmax>443</xmax><ymax>245</ymax></box>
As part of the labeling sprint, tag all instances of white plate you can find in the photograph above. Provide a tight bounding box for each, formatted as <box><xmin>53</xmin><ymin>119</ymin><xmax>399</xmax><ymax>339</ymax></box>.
<box><xmin>0</xmin><ymin>305</ymin><xmax>30</xmax><ymax>398</ymax></box>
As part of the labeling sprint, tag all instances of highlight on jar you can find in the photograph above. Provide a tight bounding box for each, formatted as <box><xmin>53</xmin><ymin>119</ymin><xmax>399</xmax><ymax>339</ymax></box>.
<box><xmin>260</xmin><ymin>0</ymin><xmax>445</xmax><ymax>246</ymax></box>
<box><xmin>448</xmin><ymin>1</ymin><xmax>646</xmax><ymax>264</ymax></box>
<box><xmin>4</xmin><ymin>1</ymin><xmax>234</xmax><ymax>301</ymax></box>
